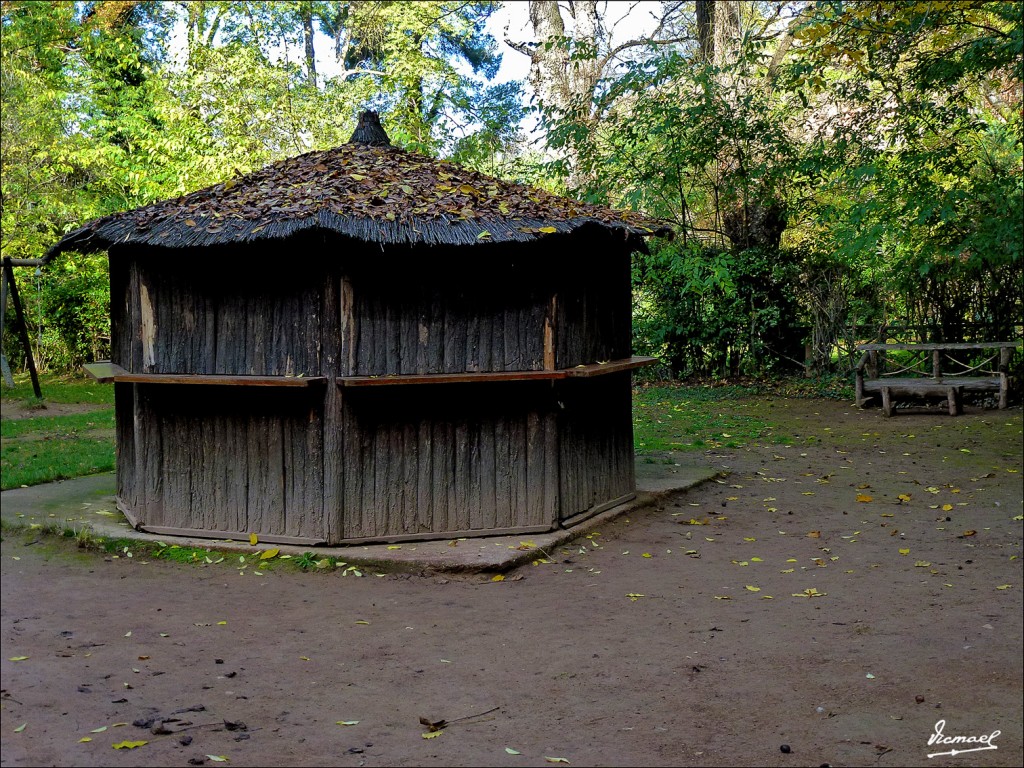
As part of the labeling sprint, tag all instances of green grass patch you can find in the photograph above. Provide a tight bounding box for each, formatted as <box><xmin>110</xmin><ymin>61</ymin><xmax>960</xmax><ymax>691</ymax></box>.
<box><xmin>633</xmin><ymin>383</ymin><xmax>777</xmax><ymax>454</ymax></box>
<box><xmin>2</xmin><ymin>373</ymin><xmax>116</xmax><ymax>489</ymax></box>
<box><xmin>1</xmin><ymin>434</ymin><xmax>115</xmax><ymax>489</ymax></box>
<box><xmin>2</xmin><ymin>372</ymin><xmax>115</xmax><ymax>405</ymax></box>
<box><xmin>1</xmin><ymin>409</ymin><xmax>115</xmax><ymax>438</ymax></box>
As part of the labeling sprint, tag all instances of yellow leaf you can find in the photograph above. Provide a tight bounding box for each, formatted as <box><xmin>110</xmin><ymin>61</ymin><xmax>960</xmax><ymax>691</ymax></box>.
<box><xmin>8</xmin><ymin>656</ymin><xmax>28</xmax><ymax>662</ymax></box>
<box><xmin>490</xmin><ymin>574</ymin><xmax>505</xmax><ymax>582</ymax></box>
<box><xmin>259</xmin><ymin>548</ymin><xmax>279</xmax><ymax>560</ymax></box>
<box><xmin>79</xmin><ymin>737</ymin><xmax>92</xmax><ymax>743</ymax></box>
<box><xmin>422</xmin><ymin>730</ymin><xmax>443</xmax><ymax>739</ymax></box>
<box><xmin>942</xmin><ymin>504</ymin><xmax>953</xmax><ymax>512</ymax></box>
<box><xmin>898</xmin><ymin>494</ymin><xmax>912</xmax><ymax>502</ymax></box>
<box><xmin>112</xmin><ymin>740</ymin><xmax>148</xmax><ymax>749</ymax></box>
<box><xmin>807</xmin><ymin>531</ymin><xmax>821</xmax><ymax>538</ymax></box>
<box><xmin>477</xmin><ymin>230</ymin><xmax>492</xmax><ymax>240</ymax></box>
<box><xmin>750</xmin><ymin>557</ymin><xmax>763</xmax><ymax>562</ymax></box>
<box><xmin>545</xmin><ymin>758</ymin><xmax>570</xmax><ymax>764</ymax></box>
<box><xmin>14</xmin><ymin>723</ymin><xmax>27</xmax><ymax>733</ymax></box>
<box><xmin>960</xmin><ymin>530</ymin><xmax>976</xmax><ymax>537</ymax></box>
<box><xmin>387</xmin><ymin>545</ymin><xmax>402</xmax><ymax>550</ymax></box>
<box><xmin>995</xmin><ymin>584</ymin><xmax>1012</xmax><ymax>590</ymax></box>
<box><xmin>642</xmin><ymin>553</ymin><xmax>652</xmax><ymax>558</ymax></box>
<box><xmin>780</xmin><ymin>568</ymin><xmax>795</xmax><ymax>573</ymax></box>
<box><xmin>538</xmin><ymin>226</ymin><xmax>558</xmax><ymax>234</ymax></box>
<box><xmin>217</xmin><ymin>621</ymin><xmax>227</xmax><ymax>625</ymax></box>
<box><xmin>899</xmin><ymin>548</ymin><xmax>910</xmax><ymax>555</ymax></box>
<box><xmin>505</xmin><ymin>747</ymin><xmax>521</xmax><ymax>754</ymax></box>
<box><xmin>743</xmin><ymin>537</ymin><xmax>756</xmax><ymax>542</ymax></box>
<box><xmin>349</xmin><ymin>173</ymin><xmax>366</xmax><ymax>181</ymax></box>
<box><xmin>90</xmin><ymin>726</ymin><xmax>108</xmax><ymax>733</ymax></box>
<box><xmin>336</xmin><ymin>720</ymin><xmax>360</xmax><ymax>726</ymax></box>
<box><xmin>299</xmin><ymin>656</ymin><xmax>310</xmax><ymax>661</ymax></box>
<box><xmin>713</xmin><ymin>595</ymin><xmax>732</xmax><ymax>600</ymax></box>
<box><xmin>249</xmin><ymin>533</ymin><xmax>258</xmax><ymax>545</ymax></box>
<box><xmin>745</xmin><ymin>585</ymin><xmax>761</xmax><ymax>592</ymax></box>
<box><xmin>355</xmin><ymin>620</ymin><xmax>370</xmax><ymax>625</ymax></box>
<box><xmin>626</xmin><ymin>593</ymin><xmax>645</xmax><ymax>601</ymax></box>
<box><xmin>786</xmin><ymin>558</ymin><xmax>798</xmax><ymax>562</ymax></box>
<box><xmin>856</xmin><ymin>494</ymin><xmax>873</xmax><ymax>502</ymax></box>
<box><xmin>914</xmin><ymin>561</ymin><xmax>931</xmax><ymax>567</ymax></box>
<box><xmin>207</xmin><ymin>756</ymin><xmax>229</xmax><ymax>763</ymax></box>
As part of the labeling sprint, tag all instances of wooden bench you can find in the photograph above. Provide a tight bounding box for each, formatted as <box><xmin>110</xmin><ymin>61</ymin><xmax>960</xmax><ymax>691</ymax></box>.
<box><xmin>855</xmin><ymin>341</ymin><xmax>1020</xmax><ymax>416</ymax></box>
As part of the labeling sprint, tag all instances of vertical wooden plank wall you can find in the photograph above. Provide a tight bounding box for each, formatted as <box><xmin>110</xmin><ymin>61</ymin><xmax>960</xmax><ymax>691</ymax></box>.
<box><xmin>113</xmin><ymin>237</ymin><xmax>639</xmax><ymax>544</ymax></box>
<box><xmin>556</xmin><ymin>373</ymin><xmax>635</xmax><ymax>520</ymax></box>
<box><xmin>339</xmin><ymin>384</ymin><xmax>558</xmax><ymax>540</ymax></box>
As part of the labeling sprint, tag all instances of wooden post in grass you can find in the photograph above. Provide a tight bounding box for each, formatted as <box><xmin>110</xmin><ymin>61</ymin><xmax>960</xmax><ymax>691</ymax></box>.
<box><xmin>1</xmin><ymin>257</ymin><xmax>42</xmax><ymax>398</ymax></box>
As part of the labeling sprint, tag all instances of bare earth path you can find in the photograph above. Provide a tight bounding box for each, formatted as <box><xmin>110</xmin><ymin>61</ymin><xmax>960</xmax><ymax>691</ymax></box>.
<box><xmin>2</xmin><ymin>399</ymin><xmax>1021</xmax><ymax>767</ymax></box>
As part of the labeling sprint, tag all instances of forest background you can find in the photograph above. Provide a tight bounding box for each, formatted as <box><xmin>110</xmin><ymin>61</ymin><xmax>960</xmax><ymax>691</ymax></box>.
<box><xmin>1</xmin><ymin>0</ymin><xmax>1021</xmax><ymax>381</ymax></box>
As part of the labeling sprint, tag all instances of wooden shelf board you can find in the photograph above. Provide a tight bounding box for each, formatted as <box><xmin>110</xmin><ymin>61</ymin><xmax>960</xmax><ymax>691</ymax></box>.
<box><xmin>338</xmin><ymin>356</ymin><xmax>660</xmax><ymax>387</ymax></box>
<box><xmin>83</xmin><ymin>361</ymin><xmax>127</xmax><ymax>383</ymax></box>
<box><xmin>339</xmin><ymin>370</ymin><xmax>567</xmax><ymax>387</ymax></box>
<box><xmin>113</xmin><ymin>373</ymin><xmax>327</xmax><ymax>387</ymax></box>
<box><xmin>563</xmin><ymin>356</ymin><xmax>658</xmax><ymax>377</ymax></box>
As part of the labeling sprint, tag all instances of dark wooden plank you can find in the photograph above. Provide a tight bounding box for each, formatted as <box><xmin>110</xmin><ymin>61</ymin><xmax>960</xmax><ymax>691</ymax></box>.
<box><xmin>862</xmin><ymin>377</ymin><xmax>1001</xmax><ymax>393</ymax></box>
<box><xmin>417</xmin><ymin>419</ymin><xmax>433</xmax><ymax>535</ymax></box>
<box><xmin>338</xmin><ymin>370</ymin><xmax>567</xmax><ymax>386</ymax></box>
<box><xmin>402</xmin><ymin>420</ymin><xmax>418</xmax><ymax>533</ymax></box>
<box><xmin>454</xmin><ymin>418</ymin><xmax>471</xmax><ymax>531</ymax></box>
<box><xmin>115</xmin><ymin>373</ymin><xmax>327</xmax><ymax>386</ymax></box>
<box><xmin>494</xmin><ymin>418</ymin><xmax>511</xmax><ymax>529</ymax></box>
<box><xmin>858</xmin><ymin>341</ymin><xmax>1021</xmax><ymax>351</ymax></box>
<box><xmin>564</xmin><ymin>356</ymin><xmax>659</xmax><ymax>377</ymax></box>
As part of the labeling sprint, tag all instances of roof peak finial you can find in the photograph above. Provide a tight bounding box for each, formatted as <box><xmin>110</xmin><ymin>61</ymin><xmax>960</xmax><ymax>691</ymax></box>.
<box><xmin>348</xmin><ymin>110</ymin><xmax>392</xmax><ymax>147</ymax></box>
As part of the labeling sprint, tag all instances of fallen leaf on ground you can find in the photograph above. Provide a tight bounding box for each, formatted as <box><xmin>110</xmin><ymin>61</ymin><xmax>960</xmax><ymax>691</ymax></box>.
<box><xmin>13</xmin><ymin>723</ymin><xmax>27</xmax><ymax>733</ymax></box>
<box><xmin>856</xmin><ymin>494</ymin><xmax>873</xmax><ymax>502</ymax></box>
<box><xmin>745</xmin><ymin>585</ymin><xmax>761</xmax><ymax>592</ymax></box>
<box><xmin>8</xmin><ymin>656</ymin><xmax>28</xmax><ymax>662</ymax></box>
<box><xmin>491</xmin><ymin>574</ymin><xmax>505</xmax><ymax>582</ymax></box>
<box><xmin>807</xmin><ymin>531</ymin><xmax>821</xmax><ymax>538</ymax></box>
<box><xmin>336</xmin><ymin>720</ymin><xmax>360</xmax><ymax>726</ymax></box>
<box><xmin>259</xmin><ymin>548</ymin><xmax>279</xmax><ymax>560</ymax></box>
<box><xmin>422</xmin><ymin>730</ymin><xmax>443</xmax><ymax>739</ymax></box>
<box><xmin>545</xmin><ymin>759</ymin><xmax>570</xmax><ymax>764</ymax></box>
<box><xmin>112</xmin><ymin>740</ymin><xmax>147</xmax><ymax>749</ymax></box>
<box><xmin>249</xmin><ymin>533</ymin><xmax>258</xmax><ymax>545</ymax></box>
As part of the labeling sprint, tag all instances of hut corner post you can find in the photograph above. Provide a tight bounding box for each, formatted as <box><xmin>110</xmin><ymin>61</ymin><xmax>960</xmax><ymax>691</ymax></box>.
<box><xmin>1</xmin><ymin>257</ymin><xmax>42</xmax><ymax>398</ymax></box>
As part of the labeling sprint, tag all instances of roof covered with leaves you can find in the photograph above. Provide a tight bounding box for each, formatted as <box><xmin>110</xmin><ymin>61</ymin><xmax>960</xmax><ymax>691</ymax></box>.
<box><xmin>46</xmin><ymin>114</ymin><xmax>668</xmax><ymax>259</ymax></box>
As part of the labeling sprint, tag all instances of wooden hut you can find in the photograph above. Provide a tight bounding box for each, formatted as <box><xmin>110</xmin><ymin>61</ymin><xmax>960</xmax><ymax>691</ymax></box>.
<box><xmin>46</xmin><ymin>112</ymin><xmax>667</xmax><ymax>545</ymax></box>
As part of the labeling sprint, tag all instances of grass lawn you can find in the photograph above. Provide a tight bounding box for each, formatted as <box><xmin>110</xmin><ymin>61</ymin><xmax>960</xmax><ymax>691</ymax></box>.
<box><xmin>1</xmin><ymin>374</ymin><xmax>115</xmax><ymax>490</ymax></box>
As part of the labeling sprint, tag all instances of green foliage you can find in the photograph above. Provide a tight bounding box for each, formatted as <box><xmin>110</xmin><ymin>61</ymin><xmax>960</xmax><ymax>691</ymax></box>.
<box><xmin>634</xmin><ymin>240</ymin><xmax>805</xmax><ymax>378</ymax></box>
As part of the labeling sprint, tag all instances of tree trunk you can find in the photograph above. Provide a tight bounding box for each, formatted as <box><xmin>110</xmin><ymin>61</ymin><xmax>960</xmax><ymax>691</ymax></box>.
<box><xmin>301</xmin><ymin>1</ymin><xmax>317</xmax><ymax>88</ymax></box>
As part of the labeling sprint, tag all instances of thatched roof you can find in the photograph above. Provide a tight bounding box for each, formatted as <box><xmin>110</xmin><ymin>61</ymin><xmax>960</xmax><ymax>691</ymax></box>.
<box><xmin>45</xmin><ymin>111</ymin><xmax>669</xmax><ymax>260</ymax></box>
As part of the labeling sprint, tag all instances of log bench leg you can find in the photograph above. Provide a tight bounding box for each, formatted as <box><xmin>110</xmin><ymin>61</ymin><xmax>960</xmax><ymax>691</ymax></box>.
<box><xmin>881</xmin><ymin>387</ymin><xmax>893</xmax><ymax>417</ymax></box>
<box><xmin>947</xmin><ymin>386</ymin><xmax>963</xmax><ymax>416</ymax></box>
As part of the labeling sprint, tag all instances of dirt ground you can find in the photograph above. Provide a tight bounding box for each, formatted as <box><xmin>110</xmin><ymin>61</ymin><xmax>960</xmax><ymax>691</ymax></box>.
<box><xmin>0</xmin><ymin>401</ymin><xmax>108</xmax><ymax>421</ymax></box>
<box><xmin>1</xmin><ymin>398</ymin><xmax>1021</xmax><ymax>768</ymax></box>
